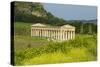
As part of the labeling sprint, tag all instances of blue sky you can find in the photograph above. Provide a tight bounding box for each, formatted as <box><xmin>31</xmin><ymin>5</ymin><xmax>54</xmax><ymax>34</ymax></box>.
<box><xmin>43</xmin><ymin>3</ymin><xmax>97</xmax><ymax>20</ymax></box>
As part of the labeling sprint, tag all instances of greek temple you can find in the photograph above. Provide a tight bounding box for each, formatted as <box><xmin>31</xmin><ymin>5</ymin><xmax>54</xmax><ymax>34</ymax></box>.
<box><xmin>31</xmin><ymin>23</ymin><xmax>75</xmax><ymax>41</ymax></box>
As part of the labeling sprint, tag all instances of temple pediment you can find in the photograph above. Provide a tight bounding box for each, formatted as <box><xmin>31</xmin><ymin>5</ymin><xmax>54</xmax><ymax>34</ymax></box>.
<box><xmin>32</xmin><ymin>23</ymin><xmax>46</xmax><ymax>27</ymax></box>
<box><xmin>61</xmin><ymin>25</ymin><xmax>75</xmax><ymax>29</ymax></box>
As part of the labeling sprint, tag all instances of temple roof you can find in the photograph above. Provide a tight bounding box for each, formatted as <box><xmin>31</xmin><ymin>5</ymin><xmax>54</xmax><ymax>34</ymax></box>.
<box><xmin>32</xmin><ymin>23</ymin><xmax>46</xmax><ymax>27</ymax></box>
<box><xmin>32</xmin><ymin>23</ymin><xmax>75</xmax><ymax>29</ymax></box>
<box><xmin>61</xmin><ymin>25</ymin><xmax>75</xmax><ymax>29</ymax></box>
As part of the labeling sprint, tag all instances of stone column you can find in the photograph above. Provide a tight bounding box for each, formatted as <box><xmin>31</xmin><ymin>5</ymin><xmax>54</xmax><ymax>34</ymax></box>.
<box><xmin>71</xmin><ymin>31</ymin><xmax>72</xmax><ymax>39</ymax></box>
<box><xmin>65</xmin><ymin>31</ymin><xmax>67</xmax><ymax>40</ymax></box>
<box><xmin>54</xmin><ymin>30</ymin><xmax>56</xmax><ymax>39</ymax></box>
<box><xmin>56</xmin><ymin>30</ymin><xmax>57</xmax><ymax>40</ymax></box>
<box><xmin>62</xmin><ymin>30</ymin><xmax>64</xmax><ymax>40</ymax></box>
<box><xmin>52</xmin><ymin>30</ymin><xmax>54</xmax><ymax>39</ymax></box>
<box><xmin>67</xmin><ymin>31</ymin><xmax>69</xmax><ymax>40</ymax></box>
<box><xmin>62</xmin><ymin>30</ymin><xmax>64</xmax><ymax>41</ymax></box>
<box><xmin>70</xmin><ymin>31</ymin><xmax>71</xmax><ymax>39</ymax></box>
<box><xmin>46</xmin><ymin>29</ymin><xmax>48</xmax><ymax>37</ymax></box>
<box><xmin>40</xmin><ymin>29</ymin><xmax>42</xmax><ymax>37</ymax></box>
<box><xmin>60</xmin><ymin>29</ymin><xmax>62</xmax><ymax>41</ymax></box>
<box><xmin>36</xmin><ymin>29</ymin><xmax>37</xmax><ymax>36</ymax></box>
<box><xmin>47</xmin><ymin>30</ymin><xmax>49</xmax><ymax>37</ymax></box>
<box><xmin>41</xmin><ymin>29</ymin><xmax>42</xmax><ymax>37</ymax></box>
<box><xmin>69</xmin><ymin>31</ymin><xmax>71</xmax><ymax>39</ymax></box>
<box><xmin>73</xmin><ymin>31</ymin><xmax>75</xmax><ymax>39</ymax></box>
<box><xmin>50</xmin><ymin>30</ymin><xmax>51</xmax><ymax>38</ymax></box>
<box><xmin>58</xmin><ymin>30</ymin><xmax>59</xmax><ymax>40</ymax></box>
<box><xmin>34</xmin><ymin>29</ymin><xmax>36</xmax><ymax>36</ymax></box>
<box><xmin>55</xmin><ymin>30</ymin><xmax>56</xmax><ymax>40</ymax></box>
<box><xmin>41</xmin><ymin>29</ymin><xmax>43</xmax><ymax>37</ymax></box>
<box><xmin>37</xmin><ymin>29</ymin><xmax>39</xmax><ymax>37</ymax></box>
<box><xmin>47</xmin><ymin>29</ymin><xmax>48</xmax><ymax>37</ymax></box>
<box><xmin>39</xmin><ymin>29</ymin><xmax>40</xmax><ymax>37</ymax></box>
<box><xmin>37</xmin><ymin>29</ymin><xmax>38</xmax><ymax>37</ymax></box>
<box><xmin>33</xmin><ymin>29</ymin><xmax>34</xmax><ymax>36</ymax></box>
<box><xmin>42</xmin><ymin>29</ymin><xmax>43</xmax><ymax>37</ymax></box>
<box><xmin>47</xmin><ymin>30</ymin><xmax>48</xmax><ymax>37</ymax></box>
<box><xmin>44</xmin><ymin>30</ymin><xmax>46</xmax><ymax>37</ymax></box>
<box><xmin>56</xmin><ymin>30</ymin><xmax>58</xmax><ymax>40</ymax></box>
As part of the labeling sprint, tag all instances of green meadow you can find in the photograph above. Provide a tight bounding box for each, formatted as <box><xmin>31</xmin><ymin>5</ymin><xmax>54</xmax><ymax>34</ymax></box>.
<box><xmin>14</xmin><ymin>22</ymin><xmax>97</xmax><ymax>65</ymax></box>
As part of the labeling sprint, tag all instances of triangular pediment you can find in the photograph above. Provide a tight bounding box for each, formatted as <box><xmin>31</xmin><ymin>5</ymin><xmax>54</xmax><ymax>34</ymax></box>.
<box><xmin>32</xmin><ymin>23</ymin><xmax>46</xmax><ymax>27</ymax></box>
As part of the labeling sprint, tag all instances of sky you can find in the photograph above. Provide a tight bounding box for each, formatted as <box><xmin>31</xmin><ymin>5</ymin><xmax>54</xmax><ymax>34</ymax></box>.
<box><xmin>43</xmin><ymin>3</ymin><xmax>97</xmax><ymax>20</ymax></box>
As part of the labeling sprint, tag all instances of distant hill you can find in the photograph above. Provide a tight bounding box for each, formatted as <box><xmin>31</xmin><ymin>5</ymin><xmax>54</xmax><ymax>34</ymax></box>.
<box><xmin>13</xmin><ymin>1</ymin><xmax>97</xmax><ymax>34</ymax></box>
<box><xmin>67</xmin><ymin>19</ymin><xmax>97</xmax><ymax>24</ymax></box>
<box><xmin>15</xmin><ymin>2</ymin><xmax>47</xmax><ymax>17</ymax></box>
<box><xmin>14</xmin><ymin>1</ymin><xmax>67</xmax><ymax>26</ymax></box>
<box><xmin>81</xmin><ymin>19</ymin><xmax>97</xmax><ymax>24</ymax></box>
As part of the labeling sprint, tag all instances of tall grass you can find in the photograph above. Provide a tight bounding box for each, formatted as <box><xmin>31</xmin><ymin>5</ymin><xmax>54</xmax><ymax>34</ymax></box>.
<box><xmin>15</xmin><ymin>34</ymin><xmax>97</xmax><ymax>65</ymax></box>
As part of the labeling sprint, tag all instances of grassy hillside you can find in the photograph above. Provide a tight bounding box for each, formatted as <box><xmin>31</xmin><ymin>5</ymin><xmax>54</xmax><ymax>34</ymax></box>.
<box><xmin>14</xmin><ymin>22</ymin><xmax>97</xmax><ymax>65</ymax></box>
<box><xmin>14</xmin><ymin>22</ymin><xmax>32</xmax><ymax>35</ymax></box>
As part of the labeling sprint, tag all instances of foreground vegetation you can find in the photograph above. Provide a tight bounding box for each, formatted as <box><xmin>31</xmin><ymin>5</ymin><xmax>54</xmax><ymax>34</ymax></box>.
<box><xmin>15</xmin><ymin>34</ymin><xmax>97</xmax><ymax>65</ymax></box>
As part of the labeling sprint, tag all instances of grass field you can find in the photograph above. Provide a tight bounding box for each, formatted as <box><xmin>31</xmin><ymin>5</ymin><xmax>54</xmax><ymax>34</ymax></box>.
<box><xmin>14</xmin><ymin>22</ymin><xmax>97</xmax><ymax>65</ymax></box>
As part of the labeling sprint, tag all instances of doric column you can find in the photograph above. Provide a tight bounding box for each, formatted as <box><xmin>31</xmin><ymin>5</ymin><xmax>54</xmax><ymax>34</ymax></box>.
<box><xmin>71</xmin><ymin>31</ymin><xmax>73</xmax><ymax>39</ymax></box>
<box><xmin>67</xmin><ymin>31</ymin><xmax>69</xmax><ymax>40</ymax></box>
<box><xmin>45</xmin><ymin>29</ymin><xmax>47</xmax><ymax>37</ymax></box>
<box><xmin>39</xmin><ymin>29</ymin><xmax>40</xmax><ymax>37</ymax></box>
<box><xmin>69</xmin><ymin>31</ymin><xmax>70</xmax><ymax>40</ymax></box>
<box><xmin>48</xmin><ymin>30</ymin><xmax>49</xmax><ymax>37</ymax></box>
<box><xmin>52</xmin><ymin>30</ymin><xmax>54</xmax><ymax>39</ymax></box>
<box><xmin>57</xmin><ymin>30</ymin><xmax>58</xmax><ymax>40</ymax></box>
<box><xmin>40</xmin><ymin>29</ymin><xmax>42</xmax><ymax>37</ymax></box>
<box><xmin>70</xmin><ymin>31</ymin><xmax>71</xmax><ymax>40</ymax></box>
<box><xmin>73</xmin><ymin>31</ymin><xmax>75</xmax><ymax>39</ymax></box>
<box><xmin>62</xmin><ymin>30</ymin><xmax>64</xmax><ymax>41</ymax></box>
<box><xmin>47</xmin><ymin>29</ymin><xmax>48</xmax><ymax>37</ymax></box>
<box><xmin>54</xmin><ymin>30</ymin><xmax>55</xmax><ymax>39</ymax></box>
<box><xmin>62</xmin><ymin>30</ymin><xmax>64</xmax><ymax>40</ymax></box>
<box><xmin>65</xmin><ymin>31</ymin><xmax>67</xmax><ymax>40</ymax></box>
<box><xmin>44</xmin><ymin>29</ymin><xmax>46</xmax><ymax>37</ymax></box>
<box><xmin>34</xmin><ymin>29</ymin><xmax>35</xmax><ymax>36</ymax></box>
<box><xmin>58</xmin><ymin>30</ymin><xmax>59</xmax><ymax>40</ymax></box>
<box><xmin>40</xmin><ymin>29</ymin><xmax>41</xmax><ymax>37</ymax></box>
<box><xmin>47</xmin><ymin>30</ymin><xmax>49</xmax><ymax>37</ymax></box>
<box><xmin>50</xmin><ymin>30</ymin><xmax>51</xmax><ymax>38</ymax></box>
<box><xmin>41</xmin><ymin>29</ymin><xmax>43</xmax><ymax>37</ymax></box>
<box><xmin>56</xmin><ymin>30</ymin><xmax>57</xmax><ymax>40</ymax></box>
<box><xmin>42</xmin><ymin>29</ymin><xmax>43</xmax><ymax>37</ymax></box>
<box><xmin>36</xmin><ymin>29</ymin><xmax>38</xmax><ymax>36</ymax></box>
<box><xmin>55</xmin><ymin>30</ymin><xmax>56</xmax><ymax>39</ymax></box>
<box><xmin>56</xmin><ymin>30</ymin><xmax>58</xmax><ymax>40</ymax></box>
<box><xmin>46</xmin><ymin>29</ymin><xmax>48</xmax><ymax>37</ymax></box>
<box><xmin>33</xmin><ymin>29</ymin><xmax>34</xmax><ymax>36</ymax></box>
<box><xmin>37</xmin><ymin>29</ymin><xmax>39</xmax><ymax>37</ymax></box>
<box><xmin>60</xmin><ymin>29</ymin><xmax>62</xmax><ymax>41</ymax></box>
